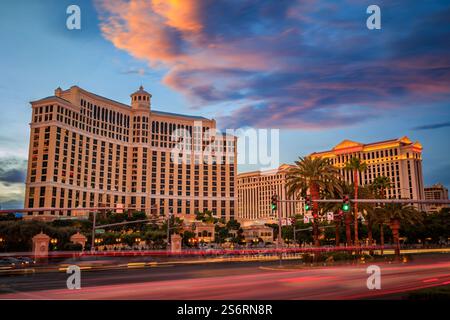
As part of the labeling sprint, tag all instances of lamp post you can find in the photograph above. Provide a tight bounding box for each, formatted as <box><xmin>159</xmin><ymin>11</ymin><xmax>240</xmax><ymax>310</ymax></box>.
<box><xmin>166</xmin><ymin>208</ymin><xmax>173</xmax><ymax>250</ymax></box>
<box><xmin>50</xmin><ymin>238</ymin><xmax>58</xmax><ymax>250</ymax></box>
<box><xmin>91</xmin><ymin>211</ymin><xmax>97</xmax><ymax>252</ymax></box>
<box><xmin>94</xmin><ymin>238</ymin><xmax>103</xmax><ymax>249</ymax></box>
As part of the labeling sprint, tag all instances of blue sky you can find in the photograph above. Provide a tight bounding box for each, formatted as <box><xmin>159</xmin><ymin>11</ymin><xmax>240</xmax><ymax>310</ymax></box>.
<box><xmin>0</xmin><ymin>0</ymin><xmax>449</xmax><ymax>208</ymax></box>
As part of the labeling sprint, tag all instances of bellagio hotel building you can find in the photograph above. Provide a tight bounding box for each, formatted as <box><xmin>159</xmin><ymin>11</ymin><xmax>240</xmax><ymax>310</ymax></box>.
<box><xmin>24</xmin><ymin>85</ymin><xmax>237</xmax><ymax>221</ymax></box>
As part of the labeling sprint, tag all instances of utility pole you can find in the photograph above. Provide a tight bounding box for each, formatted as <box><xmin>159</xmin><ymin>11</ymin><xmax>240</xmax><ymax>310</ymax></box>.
<box><xmin>277</xmin><ymin>205</ymin><xmax>282</xmax><ymax>249</ymax></box>
<box><xmin>90</xmin><ymin>211</ymin><xmax>96</xmax><ymax>252</ymax></box>
<box><xmin>293</xmin><ymin>226</ymin><xmax>296</xmax><ymax>245</ymax></box>
<box><xmin>166</xmin><ymin>209</ymin><xmax>172</xmax><ymax>251</ymax></box>
<box><xmin>275</xmin><ymin>195</ymin><xmax>283</xmax><ymax>265</ymax></box>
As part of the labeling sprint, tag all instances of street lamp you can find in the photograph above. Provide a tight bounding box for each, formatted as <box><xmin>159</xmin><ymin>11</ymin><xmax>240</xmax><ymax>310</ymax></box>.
<box><xmin>50</xmin><ymin>238</ymin><xmax>58</xmax><ymax>250</ymax></box>
<box><xmin>167</xmin><ymin>208</ymin><xmax>173</xmax><ymax>250</ymax></box>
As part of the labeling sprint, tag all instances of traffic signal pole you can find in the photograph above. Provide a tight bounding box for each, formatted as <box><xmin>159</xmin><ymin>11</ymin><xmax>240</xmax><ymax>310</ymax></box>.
<box><xmin>277</xmin><ymin>202</ymin><xmax>283</xmax><ymax>266</ymax></box>
<box><xmin>91</xmin><ymin>211</ymin><xmax>96</xmax><ymax>252</ymax></box>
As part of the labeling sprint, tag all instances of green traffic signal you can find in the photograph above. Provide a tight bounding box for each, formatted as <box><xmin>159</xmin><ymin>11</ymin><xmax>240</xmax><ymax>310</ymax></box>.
<box><xmin>342</xmin><ymin>203</ymin><xmax>350</xmax><ymax>212</ymax></box>
<box><xmin>305</xmin><ymin>204</ymin><xmax>310</xmax><ymax>211</ymax></box>
<box><xmin>271</xmin><ymin>204</ymin><xmax>277</xmax><ymax>211</ymax></box>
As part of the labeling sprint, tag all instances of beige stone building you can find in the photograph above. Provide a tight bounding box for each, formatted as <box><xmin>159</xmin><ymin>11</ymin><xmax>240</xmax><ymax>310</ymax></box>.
<box><xmin>237</xmin><ymin>164</ymin><xmax>304</xmax><ymax>223</ymax></box>
<box><xmin>310</xmin><ymin>136</ymin><xmax>425</xmax><ymax>204</ymax></box>
<box><xmin>24</xmin><ymin>85</ymin><xmax>237</xmax><ymax>221</ymax></box>
<box><xmin>191</xmin><ymin>221</ymin><xmax>215</xmax><ymax>243</ymax></box>
<box><xmin>242</xmin><ymin>225</ymin><xmax>274</xmax><ymax>244</ymax></box>
<box><xmin>424</xmin><ymin>183</ymin><xmax>449</xmax><ymax>213</ymax></box>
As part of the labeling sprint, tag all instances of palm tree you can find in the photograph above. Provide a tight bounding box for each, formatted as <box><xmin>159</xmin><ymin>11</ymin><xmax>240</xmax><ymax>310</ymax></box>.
<box><xmin>357</xmin><ymin>185</ymin><xmax>377</xmax><ymax>253</ymax></box>
<box><xmin>372</xmin><ymin>176</ymin><xmax>391</xmax><ymax>254</ymax></box>
<box><xmin>319</xmin><ymin>188</ymin><xmax>343</xmax><ymax>247</ymax></box>
<box><xmin>286</xmin><ymin>156</ymin><xmax>341</xmax><ymax>247</ymax></box>
<box><xmin>380</xmin><ymin>203</ymin><xmax>423</xmax><ymax>257</ymax></box>
<box><xmin>344</xmin><ymin>157</ymin><xmax>367</xmax><ymax>245</ymax></box>
<box><xmin>338</xmin><ymin>181</ymin><xmax>354</xmax><ymax>246</ymax></box>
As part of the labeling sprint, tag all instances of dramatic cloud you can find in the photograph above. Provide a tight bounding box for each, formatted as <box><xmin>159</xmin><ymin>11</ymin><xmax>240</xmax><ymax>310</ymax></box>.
<box><xmin>0</xmin><ymin>157</ymin><xmax>26</xmax><ymax>208</ymax></box>
<box><xmin>96</xmin><ymin>0</ymin><xmax>450</xmax><ymax>128</ymax></box>
<box><xmin>413</xmin><ymin>122</ymin><xmax>450</xmax><ymax>131</ymax></box>
<box><xmin>0</xmin><ymin>157</ymin><xmax>27</xmax><ymax>185</ymax></box>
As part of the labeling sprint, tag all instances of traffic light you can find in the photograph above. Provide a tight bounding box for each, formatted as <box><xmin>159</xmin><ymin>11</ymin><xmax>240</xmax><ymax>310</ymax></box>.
<box><xmin>342</xmin><ymin>195</ymin><xmax>350</xmax><ymax>212</ymax></box>
<box><xmin>305</xmin><ymin>196</ymin><xmax>312</xmax><ymax>211</ymax></box>
<box><xmin>271</xmin><ymin>194</ymin><xmax>278</xmax><ymax>211</ymax></box>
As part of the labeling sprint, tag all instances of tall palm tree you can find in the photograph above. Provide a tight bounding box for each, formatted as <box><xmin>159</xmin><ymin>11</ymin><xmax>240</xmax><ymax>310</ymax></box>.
<box><xmin>339</xmin><ymin>181</ymin><xmax>354</xmax><ymax>246</ymax></box>
<box><xmin>357</xmin><ymin>185</ymin><xmax>376</xmax><ymax>253</ymax></box>
<box><xmin>380</xmin><ymin>203</ymin><xmax>423</xmax><ymax>257</ymax></box>
<box><xmin>286</xmin><ymin>156</ymin><xmax>341</xmax><ymax>247</ymax></box>
<box><xmin>319</xmin><ymin>188</ymin><xmax>343</xmax><ymax>247</ymax></box>
<box><xmin>344</xmin><ymin>157</ymin><xmax>367</xmax><ymax>245</ymax></box>
<box><xmin>372</xmin><ymin>176</ymin><xmax>391</xmax><ymax>254</ymax></box>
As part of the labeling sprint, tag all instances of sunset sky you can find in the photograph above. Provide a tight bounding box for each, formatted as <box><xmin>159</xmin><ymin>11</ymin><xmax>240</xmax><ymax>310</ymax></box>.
<box><xmin>0</xmin><ymin>0</ymin><xmax>449</xmax><ymax>208</ymax></box>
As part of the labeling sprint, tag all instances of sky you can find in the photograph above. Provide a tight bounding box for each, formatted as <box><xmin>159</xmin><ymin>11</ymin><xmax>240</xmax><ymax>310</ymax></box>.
<box><xmin>0</xmin><ymin>0</ymin><xmax>449</xmax><ymax>208</ymax></box>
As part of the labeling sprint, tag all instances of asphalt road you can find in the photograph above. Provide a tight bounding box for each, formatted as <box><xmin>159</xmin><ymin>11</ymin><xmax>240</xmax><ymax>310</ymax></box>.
<box><xmin>1</xmin><ymin>255</ymin><xmax>449</xmax><ymax>299</ymax></box>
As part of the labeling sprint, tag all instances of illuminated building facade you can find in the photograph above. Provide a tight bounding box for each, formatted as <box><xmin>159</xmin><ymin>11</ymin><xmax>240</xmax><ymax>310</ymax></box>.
<box><xmin>237</xmin><ymin>164</ymin><xmax>304</xmax><ymax>222</ymax></box>
<box><xmin>24</xmin><ymin>86</ymin><xmax>237</xmax><ymax>221</ymax></box>
<box><xmin>424</xmin><ymin>183</ymin><xmax>449</xmax><ymax>213</ymax></box>
<box><xmin>310</xmin><ymin>136</ymin><xmax>425</xmax><ymax>203</ymax></box>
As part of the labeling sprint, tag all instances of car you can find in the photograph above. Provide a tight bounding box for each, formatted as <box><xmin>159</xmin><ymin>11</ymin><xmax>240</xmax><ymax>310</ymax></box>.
<box><xmin>1</xmin><ymin>257</ymin><xmax>35</xmax><ymax>268</ymax></box>
<box><xmin>0</xmin><ymin>258</ymin><xmax>18</xmax><ymax>269</ymax></box>
<box><xmin>15</xmin><ymin>257</ymin><xmax>36</xmax><ymax>266</ymax></box>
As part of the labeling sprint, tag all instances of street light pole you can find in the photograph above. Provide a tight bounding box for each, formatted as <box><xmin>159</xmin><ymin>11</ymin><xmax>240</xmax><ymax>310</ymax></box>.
<box><xmin>276</xmin><ymin>196</ymin><xmax>283</xmax><ymax>266</ymax></box>
<box><xmin>91</xmin><ymin>211</ymin><xmax>96</xmax><ymax>252</ymax></box>
<box><xmin>293</xmin><ymin>227</ymin><xmax>296</xmax><ymax>245</ymax></box>
<box><xmin>167</xmin><ymin>209</ymin><xmax>173</xmax><ymax>251</ymax></box>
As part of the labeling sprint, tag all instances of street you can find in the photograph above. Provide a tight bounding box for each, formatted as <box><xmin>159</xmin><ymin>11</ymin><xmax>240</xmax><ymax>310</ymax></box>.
<box><xmin>0</xmin><ymin>254</ymin><xmax>449</xmax><ymax>299</ymax></box>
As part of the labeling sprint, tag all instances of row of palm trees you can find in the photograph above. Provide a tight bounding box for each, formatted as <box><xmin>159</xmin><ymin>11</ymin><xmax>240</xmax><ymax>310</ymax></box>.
<box><xmin>285</xmin><ymin>156</ymin><xmax>423</xmax><ymax>255</ymax></box>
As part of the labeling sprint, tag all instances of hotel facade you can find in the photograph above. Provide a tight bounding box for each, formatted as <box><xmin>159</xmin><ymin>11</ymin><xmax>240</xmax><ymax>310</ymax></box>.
<box><xmin>24</xmin><ymin>86</ymin><xmax>237</xmax><ymax>221</ymax></box>
<box><xmin>310</xmin><ymin>137</ymin><xmax>425</xmax><ymax>203</ymax></box>
<box><xmin>236</xmin><ymin>137</ymin><xmax>425</xmax><ymax>223</ymax></box>
<box><xmin>424</xmin><ymin>183</ymin><xmax>449</xmax><ymax>213</ymax></box>
<box><xmin>237</xmin><ymin>164</ymin><xmax>304</xmax><ymax>223</ymax></box>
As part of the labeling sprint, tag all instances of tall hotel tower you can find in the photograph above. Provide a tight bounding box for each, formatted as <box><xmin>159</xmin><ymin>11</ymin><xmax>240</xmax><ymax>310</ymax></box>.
<box><xmin>310</xmin><ymin>137</ymin><xmax>425</xmax><ymax>203</ymax></box>
<box><xmin>24</xmin><ymin>86</ymin><xmax>237</xmax><ymax>221</ymax></box>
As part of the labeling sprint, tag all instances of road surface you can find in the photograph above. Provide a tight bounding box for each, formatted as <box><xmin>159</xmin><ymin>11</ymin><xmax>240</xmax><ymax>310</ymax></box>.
<box><xmin>0</xmin><ymin>255</ymin><xmax>449</xmax><ymax>299</ymax></box>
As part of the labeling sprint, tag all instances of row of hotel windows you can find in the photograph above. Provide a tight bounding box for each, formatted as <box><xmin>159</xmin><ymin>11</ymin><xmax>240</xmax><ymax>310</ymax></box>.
<box><xmin>330</xmin><ymin>149</ymin><xmax>421</xmax><ymax>165</ymax></box>
<box><xmin>27</xmin><ymin>186</ymin><xmax>234</xmax><ymax>217</ymax></box>
<box><xmin>239</xmin><ymin>174</ymin><xmax>283</xmax><ymax>184</ymax></box>
<box><xmin>35</xmin><ymin>102</ymin><xmax>235</xmax><ymax>155</ymax></box>
<box><xmin>30</xmin><ymin>127</ymin><xmax>235</xmax><ymax>197</ymax></box>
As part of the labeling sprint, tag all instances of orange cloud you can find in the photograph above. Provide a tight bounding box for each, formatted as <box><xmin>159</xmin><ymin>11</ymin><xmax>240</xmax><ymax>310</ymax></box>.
<box><xmin>151</xmin><ymin>0</ymin><xmax>203</xmax><ymax>33</ymax></box>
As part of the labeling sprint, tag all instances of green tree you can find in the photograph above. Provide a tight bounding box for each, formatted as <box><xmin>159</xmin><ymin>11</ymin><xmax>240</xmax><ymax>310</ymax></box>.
<box><xmin>195</xmin><ymin>210</ymin><xmax>216</xmax><ymax>224</ymax></box>
<box><xmin>286</xmin><ymin>156</ymin><xmax>341</xmax><ymax>246</ymax></box>
<box><xmin>182</xmin><ymin>231</ymin><xmax>196</xmax><ymax>247</ymax></box>
<box><xmin>357</xmin><ymin>184</ymin><xmax>377</xmax><ymax>252</ymax></box>
<box><xmin>379</xmin><ymin>202</ymin><xmax>423</xmax><ymax>257</ymax></box>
